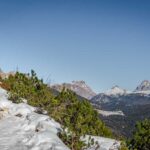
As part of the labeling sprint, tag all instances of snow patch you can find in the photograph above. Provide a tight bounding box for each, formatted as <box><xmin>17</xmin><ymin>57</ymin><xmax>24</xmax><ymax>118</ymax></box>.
<box><xmin>103</xmin><ymin>86</ymin><xmax>127</xmax><ymax>96</ymax></box>
<box><xmin>82</xmin><ymin>135</ymin><xmax>120</xmax><ymax>150</ymax></box>
<box><xmin>133</xmin><ymin>90</ymin><xmax>150</xmax><ymax>95</ymax></box>
<box><xmin>96</xmin><ymin>109</ymin><xmax>125</xmax><ymax>116</ymax></box>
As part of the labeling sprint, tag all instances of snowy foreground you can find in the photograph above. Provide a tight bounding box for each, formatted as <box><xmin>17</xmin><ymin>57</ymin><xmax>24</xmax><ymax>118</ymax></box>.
<box><xmin>0</xmin><ymin>88</ymin><xmax>120</xmax><ymax>150</ymax></box>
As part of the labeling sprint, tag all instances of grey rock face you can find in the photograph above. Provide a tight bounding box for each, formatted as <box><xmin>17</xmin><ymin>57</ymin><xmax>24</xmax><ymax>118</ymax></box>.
<box><xmin>51</xmin><ymin>80</ymin><xmax>96</xmax><ymax>99</ymax></box>
<box><xmin>135</xmin><ymin>80</ymin><xmax>150</xmax><ymax>92</ymax></box>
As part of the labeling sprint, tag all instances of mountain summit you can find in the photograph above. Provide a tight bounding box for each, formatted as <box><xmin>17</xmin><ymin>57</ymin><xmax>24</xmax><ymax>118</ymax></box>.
<box><xmin>135</xmin><ymin>80</ymin><xmax>150</xmax><ymax>92</ymax></box>
<box><xmin>91</xmin><ymin>82</ymin><xmax>150</xmax><ymax>137</ymax></box>
<box><xmin>104</xmin><ymin>85</ymin><xmax>127</xmax><ymax>96</ymax></box>
<box><xmin>51</xmin><ymin>80</ymin><xmax>96</xmax><ymax>99</ymax></box>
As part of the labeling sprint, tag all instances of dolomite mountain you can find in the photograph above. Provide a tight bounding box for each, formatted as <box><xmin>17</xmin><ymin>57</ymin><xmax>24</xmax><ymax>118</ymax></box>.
<box><xmin>52</xmin><ymin>80</ymin><xmax>150</xmax><ymax>101</ymax></box>
<box><xmin>51</xmin><ymin>80</ymin><xmax>96</xmax><ymax>99</ymax></box>
<box><xmin>134</xmin><ymin>80</ymin><xmax>150</xmax><ymax>93</ymax></box>
<box><xmin>102</xmin><ymin>85</ymin><xmax>127</xmax><ymax>96</ymax></box>
<box><xmin>91</xmin><ymin>80</ymin><xmax>150</xmax><ymax>137</ymax></box>
<box><xmin>91</xmin><ymin>80</ymin><xmax>150</xmax><ymax>103</ymax></box>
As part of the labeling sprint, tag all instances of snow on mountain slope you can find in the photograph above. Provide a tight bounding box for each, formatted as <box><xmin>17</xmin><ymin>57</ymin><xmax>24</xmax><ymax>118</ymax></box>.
<box><xmin>134</xmin><ymin>80</ymin><xmax>150</xmax><ymax>94</ymax></box>
<box><xmin>96</xmin><ymin>109</ymin><xmax>124</xmax><ymax>117</ymax></box>
<box><xmin>103</xmin><ymin>86</ymin><xmax>127</xmax><ymax>96</ymax></box>
<box><xmin>82</xmin><ymin>136</ymin><xmax>120</xmax><ymax>150</ymax></box>
<box><xmin>0</xmin><ymin>88</ymin><xmax>69</xmax><ymax>150</ymax></box>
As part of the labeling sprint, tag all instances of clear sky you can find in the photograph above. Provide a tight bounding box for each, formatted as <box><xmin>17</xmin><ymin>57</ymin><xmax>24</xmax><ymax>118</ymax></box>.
<box><xmin>0</xmin><ymin>0</ymin><xmax>150</xmax><ymax>93</ymax></box>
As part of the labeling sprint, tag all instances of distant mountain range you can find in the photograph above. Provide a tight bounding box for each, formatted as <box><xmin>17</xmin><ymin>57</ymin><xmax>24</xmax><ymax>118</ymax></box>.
<box><xmin>1</xmin><ymin>68</ymin><xmax>150</xmax><ymax>138</ymax></box>
<box><xmin>134</xmin><ymin>80</ymin><xmax>150</xmax><ymax>93</ymax></box>
<box><xmin>90</xmin><ymin>80</ymin><xmax>150</xmax><ymax>137</ymax></box>
<box><xmin>51</xmin><ymin>80</ymin><xmax>150</xmax><ymax>138</ymax></box>
<box><xmin>51</xmin><ymin>80</ymin><xmax>150</xmax><ymax>99</ymax></box>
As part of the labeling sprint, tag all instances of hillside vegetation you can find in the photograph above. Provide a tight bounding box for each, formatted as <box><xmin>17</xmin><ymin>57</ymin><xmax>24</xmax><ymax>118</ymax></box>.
<box><xmin>128</xmin><ymin>119</ymin><xmax>150</xmax><ymax>150</ymax></box>
<box><xmin>0</xmin><ymin>70</ymin><xmax>112</xmax><ymax>150</ymax></box>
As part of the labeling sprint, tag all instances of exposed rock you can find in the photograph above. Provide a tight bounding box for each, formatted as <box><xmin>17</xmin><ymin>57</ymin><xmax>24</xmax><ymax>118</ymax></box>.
<box><xmin>51</xmin><ymin>80</ymin><xmax>96</xmax><ymax>99</ymax></box>
<box><xmin>103</xmin><ymin>85</ymin><xmax>127</xmax><ymax>96</ymax></box>
<box><xmin>135</xmin><ymin>80</ymin><xmax>150</xmax><ymax>93</ymax></box>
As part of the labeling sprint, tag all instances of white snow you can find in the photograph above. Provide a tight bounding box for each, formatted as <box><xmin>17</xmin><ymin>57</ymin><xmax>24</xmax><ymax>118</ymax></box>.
<box><xmin>96</xmin><ymin>109</ymin><xmax>124</xmax><ymax>116</ymax></box>
<box><xmin>133</xmin><ymin>90</ymin><xmax>150</xmax><ymax>95</ymax></box>
<box><xmin>0</xmin><ymin>88</ymin><xmax>69</xmax><ymax>150</ymax></box>
<box><xmin>82</xmin><ymin>135</ymin><xmax>120</xmax><ymax>150</ymax></box>
<box><xmin>0</xmin><ymin>87</ymin><xmax>120</xmax><ymax>150</ymax></box>
<box><xmin>103</xmin><ymin>86</ymin><xmax>127</xmax><ymax>96</ymax></box>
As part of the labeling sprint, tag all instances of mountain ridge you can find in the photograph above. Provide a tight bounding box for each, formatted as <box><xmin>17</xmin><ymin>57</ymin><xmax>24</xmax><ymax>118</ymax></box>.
<box><xmin>102</xmin><ymin>85</ymin><xmax>127</xmax><ymax>96</ymax></box>
<box><xmin>51</xmin><ymin>80</ymin><xmax>96</xmax><ymax>99</ymax></box>
<box><xmin>51</xmin><ymin>80</ymin><xmax>150</xmax><ymax>100</ymax></box>
<box><xmin>90</xmin><ymin>81</ymin><xmax>150</xmax><ymax>137</ymax></box>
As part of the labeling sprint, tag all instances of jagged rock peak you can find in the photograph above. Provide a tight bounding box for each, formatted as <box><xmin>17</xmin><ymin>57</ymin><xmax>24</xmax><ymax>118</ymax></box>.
<box><xmin>72</xmin><ymin>80</ymin><xmax>86</xmax><ymax>85</ymax></box>
<box><xmin>72</xmin><ymin>80</ymin><xmax>89</xmax><ymax>88</ymax></box>
<box><xmin>51</xmin><ymin>80</ymin><xmax>96</xmax><ymax>99</ymax></box>
<box><xmin>135</xmin><ymin>80</ymin><xmax>150</xmax><ymax>92</ymax></box>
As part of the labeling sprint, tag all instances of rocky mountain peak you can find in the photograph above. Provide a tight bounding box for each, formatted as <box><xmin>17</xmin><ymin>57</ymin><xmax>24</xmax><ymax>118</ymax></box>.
<box><xmin>51</xmin><ymin>80</ymin><xmax>96</xmax><ymax>99</ymax></box>
<box><xmin>104</xmin><ymin>85</ymin><xmax>127</xmax><ymax>96</ymax></box>
<box><xmin>72</xmin><ymin>80</ymin><xmax>86</xmax><ymax>85</ymax></box>
<box><xmin>135</xmin><ymin>80</ymin><xmax>150</xmax><ymax>92</ymax></box>
<box><xmin>72</xmin><ymin>80</ymin><xmax>89</xmax><ymax>89</ymax></box>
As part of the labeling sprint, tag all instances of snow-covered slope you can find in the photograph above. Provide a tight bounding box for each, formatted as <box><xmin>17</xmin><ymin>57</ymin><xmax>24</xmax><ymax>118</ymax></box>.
<box><xmin>103</xmin><ymin>86</ymin><xmax>127</xmax><ymax>96</ymax></box>
<box><xmin>0</xmin><ymin>88</ymin><xmax>69</xmax><ymax>150</ymax></box>
<box><xmin>82</xmin><ymin>136</ymin><xmax>120</xmax><ymax>150</ymax></box>
<box><xmin>134</xmin><ymin>80</ymin><xmax>150</xmax><ymax>94</ymax></box>
<box><xmin>0</xmin><ymin>88</ymin><xmax>120</xmax><ymax>150</ymax></box>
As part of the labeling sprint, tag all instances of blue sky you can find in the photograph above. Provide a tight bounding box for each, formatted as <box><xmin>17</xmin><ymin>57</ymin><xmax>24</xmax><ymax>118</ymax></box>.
<box><xmin>0</xmin><ymin>0</ymin><xmax>150</xmax><ymax>93</ymax></box>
